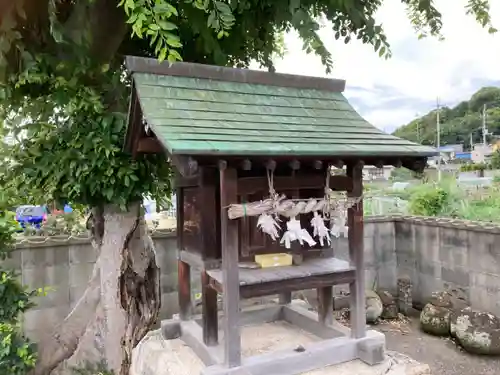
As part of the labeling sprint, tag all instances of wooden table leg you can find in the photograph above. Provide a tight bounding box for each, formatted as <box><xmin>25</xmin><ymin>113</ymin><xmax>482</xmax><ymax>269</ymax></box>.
<box><xmin>317</xmin><ymin>286</ymin><xmax>333</xmax><ymax>325</ymax></box>
<box><xmin>178</xmin><ymin>259</ymin><xmax>192</xmax><ymax>321</ymax></box>
<box><xmin>202</xmin><ymin>271</ymin><xmax>219</xmax><ymax>346</ymax></box>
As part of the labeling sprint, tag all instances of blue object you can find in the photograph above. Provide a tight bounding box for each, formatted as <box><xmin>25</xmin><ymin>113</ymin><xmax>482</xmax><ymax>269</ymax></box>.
<box><xmin>63</xmin><ymin>204</ymin><xmax>73</xmax><ymax>213</ymax></box>
<box><xmin>455</xmin><ymin>152</ymin><xmax>471</xmax><ymax>160</ymax></box>
<box><xmin>15</xmin><ymin>205</ymin><xmax>47</xmax><ymax>229</ymax></box>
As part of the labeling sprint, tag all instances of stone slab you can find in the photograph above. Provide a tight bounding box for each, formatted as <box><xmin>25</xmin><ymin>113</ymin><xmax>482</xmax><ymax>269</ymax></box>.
<box><xmin>131</xmin><ymin>329</ymin><xmax>430</xmax><ymax>375</ymax></box>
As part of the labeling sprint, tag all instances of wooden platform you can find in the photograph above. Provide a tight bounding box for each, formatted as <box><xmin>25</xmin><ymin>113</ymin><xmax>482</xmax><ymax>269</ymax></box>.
<box><xmin>207</xmin><ymin>257</ymin><xmax>355</xmax><ymax>298</ymax></box>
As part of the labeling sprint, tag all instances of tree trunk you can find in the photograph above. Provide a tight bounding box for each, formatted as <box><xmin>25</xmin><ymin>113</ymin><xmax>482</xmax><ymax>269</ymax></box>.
<box><xmin>32</xmin><ymin>202</ymin><xmax>161</xmax><ymax>375</ymax></box>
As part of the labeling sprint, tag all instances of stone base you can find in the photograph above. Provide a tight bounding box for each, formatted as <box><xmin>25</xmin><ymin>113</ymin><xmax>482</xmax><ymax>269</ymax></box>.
<box><xmin>132</xmin><ymin>330</ymin><xmax>430</xmax><ymax>375</ymax></box>
<box><xmin>160</xmin><ymin>301</ymin><xmax>386</xmax><ymax>375</ymax></box>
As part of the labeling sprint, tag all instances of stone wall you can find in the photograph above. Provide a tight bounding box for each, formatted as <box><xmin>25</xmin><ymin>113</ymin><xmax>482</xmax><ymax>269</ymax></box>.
<box><xmin>393</xmin><ymin>216</ymin><xmax>500</xmax><ymax>313</ymax></box>
<box><xmin>6</xmin><ymin>216</ymin><xmax>500</xmax><ymax>342</ymax></box>
<box><xmin>330</xmin><ymin>217</ymin><xmax>397</xmax><ymax>296</ymax></box>
<box><xmin>5</xmin><ymin>233</ymin><xmax>179</xmax><ymax>342</ymax></box>
<box><xmin>333</xmin><ymin>216</ymin><xmax>500</xmax><ymax>315</ymax></box>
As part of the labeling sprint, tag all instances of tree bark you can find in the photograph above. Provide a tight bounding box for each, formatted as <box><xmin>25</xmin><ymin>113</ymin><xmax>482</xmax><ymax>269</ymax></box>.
<box><xmin>100</xmin><ymin>203</ymin><xmax>160</xmax><ymax>375</ymax></box>
<box><xmin>32</xmin><ymin>203</ymin><xmax>161</xmax><ymax>375</ymax></box>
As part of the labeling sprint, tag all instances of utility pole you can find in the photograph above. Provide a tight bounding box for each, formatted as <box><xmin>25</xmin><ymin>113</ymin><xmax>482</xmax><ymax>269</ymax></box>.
<box><xmin>470</xmin><ymin>133</ymin><xmax>473</xmax><ymax>150</ymax></box>
<box><xmin>482</xmin><ymin>104</ymin><xmax>488</xmax><ymax>147</ymax></box>
<box><xmin>415</xmin><ymin>113</ymin><xmax>420</xmax><ymax>143</ymax></box>
<box><xmin>436</xmin><ymin>97</ymin><xmax>441</xmax><ymax>181</ymax></box>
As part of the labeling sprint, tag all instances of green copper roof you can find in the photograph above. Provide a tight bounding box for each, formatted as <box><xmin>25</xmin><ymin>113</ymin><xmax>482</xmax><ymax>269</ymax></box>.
<box><xmin>132</xmin><ymin>70</ymin><xmax>436</xmax><ymax>158</ymax></box>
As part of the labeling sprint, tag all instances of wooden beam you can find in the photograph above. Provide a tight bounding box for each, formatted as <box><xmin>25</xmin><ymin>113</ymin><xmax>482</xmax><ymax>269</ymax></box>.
<box><xmin>124</xmin><ymin>84</ymin><xmax>140</xmax><ymax>156</ymax></box>
<box><xmin>172</xmin><ymin>155</ymin><xmax>199</xmax><ymax>177</ymax></box>
<box><xmin>218</xmin><ymin>161</ymin><xmax>241</xmax><ymax>367</ymax></box>
<box><xmin>347</xmin><ymin>162</ymin><xmax>366</xmax><ymax>339</ymax></box>
<box><xmin>174</xmin><ymin>173</ymin><xmax>199</xmax><ymax>188</ymax></box>
<box><xmin>136</xmin><ymin>137</ymin><xmax>164</xmax><ymax>153</ymax></box>
<box><xmin>265</xmin><ymin>159</ymin><xmax>277</xmax><ymax>171</ymax></box>
<box><xmin>238</xmin><ymin>175</ymin><xmax>352</xmax><ymax>195</ymax></box>
<box><xmin>334</xmin><ymin>160</ymin><xmax>345</xmax><ymax>169</ymax></box>
<box><xmin>178</xmin><ymin>250</ymin><xmax>220</xmax><ymax>270</ymax></box>
<box><xmin>207</xmin><ymin>269</ymin><xmax>356</xmax><ymax>299</ymax></box>
<box><xmin>289</xmin><ymin>159</ymin><xmax>301</xmax><ymax>171</ymax></box>
<box><xmin>241</xmin><ymin>159</ymin><xmax>252</xmax><ymax>171</ymax></box>
<box><xmin>313</xmin><ymin>160</ymin><xmax>323</xmax><ymax>170</ymax></box>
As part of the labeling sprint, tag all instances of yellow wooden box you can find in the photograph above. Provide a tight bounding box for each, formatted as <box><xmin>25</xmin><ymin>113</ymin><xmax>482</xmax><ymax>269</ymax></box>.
<box><xmin>254</xmin><ymin>253</ymin><xmax>293</xmax><ymax>268</ymax></box>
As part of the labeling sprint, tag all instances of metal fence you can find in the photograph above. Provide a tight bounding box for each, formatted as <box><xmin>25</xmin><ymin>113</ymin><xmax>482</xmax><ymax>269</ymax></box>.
<box><xmin>364</xmin><ymin>196</ymin><xmax>409</xmax><ymax>216</ymax></box>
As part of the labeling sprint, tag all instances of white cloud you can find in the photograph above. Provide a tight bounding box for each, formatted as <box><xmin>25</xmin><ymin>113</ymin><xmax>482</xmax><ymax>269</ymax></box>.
<box><xmin>266</xmin><ymin>0</ymin><xmax>500</xmax><ymax>131</ymax></box>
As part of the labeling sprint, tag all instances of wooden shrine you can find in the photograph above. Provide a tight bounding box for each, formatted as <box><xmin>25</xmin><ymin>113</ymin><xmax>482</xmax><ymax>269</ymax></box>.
<box><xmin>124</xmin><ymin>55</ymin><xmax>437</xmax><ymax>375</ymax></box>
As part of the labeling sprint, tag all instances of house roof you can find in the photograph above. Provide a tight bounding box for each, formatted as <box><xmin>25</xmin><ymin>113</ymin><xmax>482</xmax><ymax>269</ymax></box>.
<box><xmin>126</xmin><ymin>56</ymin><xmax>437</xmax><ymax>159</ymax></box>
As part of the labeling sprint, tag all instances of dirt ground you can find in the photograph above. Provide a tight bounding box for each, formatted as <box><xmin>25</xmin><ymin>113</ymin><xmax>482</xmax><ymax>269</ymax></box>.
<box><xmin>375</xmin><ymin>316</ymin><xmax>500</xmax><ymax>375</ymax></box>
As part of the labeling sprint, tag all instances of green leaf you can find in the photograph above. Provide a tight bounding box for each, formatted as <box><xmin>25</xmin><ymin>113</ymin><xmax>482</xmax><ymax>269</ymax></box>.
<box><xmin>207</xmin><ymin>11</ymin><xmax>216</xmax><ymax>28</ymax></box>
<box><xmin>166</xmin><ymin>37</ymin><xmax>182</xmax><ymax>48</ymax></box>
<box><xmin>158</xmin><ymin>20</ymin><xmax>177</xmax><ymax>31</ymax></box>
<box><xmin>168</xmin><ymin>49</ymin><xmax>182</xmax><ymax>62</ymax></box>
<box><xmin>158</xmin><ymin>47</ymin><xmax>167</xmax><ymax>62</ymax></box>
<box><xmin>215</xmin><ymin>1</ymin><xmax>232</xmax><ymax>14</ymax></box>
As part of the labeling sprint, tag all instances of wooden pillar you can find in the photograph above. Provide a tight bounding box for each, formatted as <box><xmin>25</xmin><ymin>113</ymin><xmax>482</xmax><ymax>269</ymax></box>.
<box><xmin>177</xmin><ymin>188</ymin><xmax>192</xmax><ymax>320</ymax></box>
<box><xmin>178</xmin><ymin>259</ymin><xmax>192</xmax><ymax>320</ymax></box>
<box><xmin>219</xmin><ymin>161</ymin><xmax>241</xmax><ymax>367</ymax></box>
<box><xmin>279</xmin><ymin>186</ymin><xmax>300</xmax><ymax>305</ymax></box>
<box><xmin>347</xmin><ymin>162</ymin><xmax>366</xmax><ymax>338</ymax></box>
<box><xmin>202</xmin><ymin>271</ymin><xmax>219</xmax><ymax>345</ymax></box>
<box><xmin>199</xmin><ymin>167</ymin><xmax>220</xmax><ymax>345</ymax></box>
<box><xmin>317</xmin><ymin>286</ymin><xmax>334</xmax><ymax>325</ymax></box>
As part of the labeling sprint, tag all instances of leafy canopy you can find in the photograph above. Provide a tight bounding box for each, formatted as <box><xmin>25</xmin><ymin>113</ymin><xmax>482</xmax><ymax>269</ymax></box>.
<box><xmin>0</xmin><ymin>0</ymin><xmax>496</xmax><ymax>209</ymax></box>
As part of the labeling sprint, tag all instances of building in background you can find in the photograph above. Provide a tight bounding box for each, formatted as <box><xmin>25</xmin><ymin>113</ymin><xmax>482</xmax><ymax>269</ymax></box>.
<box><xmin>437</xmin><ymin>144</ymin><xmax>464</xmax><ymax>161</ymax></box>
<box><xmin>455</xmin><ymin>152</ymin><xmax>472</xmax><ymax>161</ymax></box>
<box><xmin>471</xmin><ymin>144</ymin><xmax>493</xmax><ymax>163</ymax></box>
<box><xmin>363</xmin><ymin>166</ymin><xmax>394</xmax><ymax>181</ymax></box>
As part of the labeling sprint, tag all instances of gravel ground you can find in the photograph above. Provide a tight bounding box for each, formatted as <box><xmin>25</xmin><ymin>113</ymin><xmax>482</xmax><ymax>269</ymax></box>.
<box><xmin>376</xmin><ymin>316</ymin><xmax>500</xmax><ymax>375</ymax></box>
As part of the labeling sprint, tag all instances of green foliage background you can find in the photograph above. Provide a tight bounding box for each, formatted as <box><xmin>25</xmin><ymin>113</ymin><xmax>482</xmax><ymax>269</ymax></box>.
<box><xmin>0</xmin><ymin>201</ymin><xmax>39</xmax><ymax>374</ymax></box>
<box><xmin>394</xmin><ymin>87</ymin><xmax>500</xmax><ymax>148</ymax></box>
<box><xmin>0</xmin><ymin>0</ymin><xmax>497</xmax><ymax>211</ymax></box>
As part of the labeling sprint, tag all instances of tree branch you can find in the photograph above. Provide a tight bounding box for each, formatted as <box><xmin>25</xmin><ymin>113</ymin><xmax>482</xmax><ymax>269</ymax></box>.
<box><xmin>63</xmin><ymin>0</ymin><xmax>128</xmax><ymax>63</ymax></box>
<box><xmin>32</xmin><ymin>259</ymin><xmax>101</xmax><ymax>375</ymax></box>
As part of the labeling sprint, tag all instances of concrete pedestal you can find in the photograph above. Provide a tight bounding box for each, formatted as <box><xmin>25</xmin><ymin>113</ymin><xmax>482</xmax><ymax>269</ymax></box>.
<box><xmin>161</xmin><ymin>301</ymin><xmax>385</xmax><ymax>375</ymax></box>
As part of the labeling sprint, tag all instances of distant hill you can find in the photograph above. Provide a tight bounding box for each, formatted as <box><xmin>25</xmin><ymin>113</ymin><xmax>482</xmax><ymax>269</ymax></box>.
<box><xmin>392</xmin><ymin>87</ymin><xmax>500</xmax><ymax>149</ymax></box>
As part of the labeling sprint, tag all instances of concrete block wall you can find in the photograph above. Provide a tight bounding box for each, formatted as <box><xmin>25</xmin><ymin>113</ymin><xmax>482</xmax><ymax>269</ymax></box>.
<box><xmin>7</xmin><ymin>233</ymin><xmax>179</xmax><ymax>342</ymax></box>
<box><xmin>393</xmin><ymin>216</ymin><xmax>500</xmax><ymax>314</ymax></box>
<box><xmin>330</xmin><ymin>217</ymin><xmax>397</xmax><ymax>298</ymax></box>
<box><xmin>333</xmin><ymin>216</ymin><xmax>500</xmax><ymax>315</ymax></box>
<box><xmin>7</xmin><ymin>215</ymin><xmax>500</xmax><ymax>343</ymax></box>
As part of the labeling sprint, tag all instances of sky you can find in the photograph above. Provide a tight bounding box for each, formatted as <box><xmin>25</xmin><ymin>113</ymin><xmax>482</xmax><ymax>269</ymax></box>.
<box><xmin>266</xmin><ymin>0</ymin><xmax>500</xmax><ymax>133</ymax></box>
